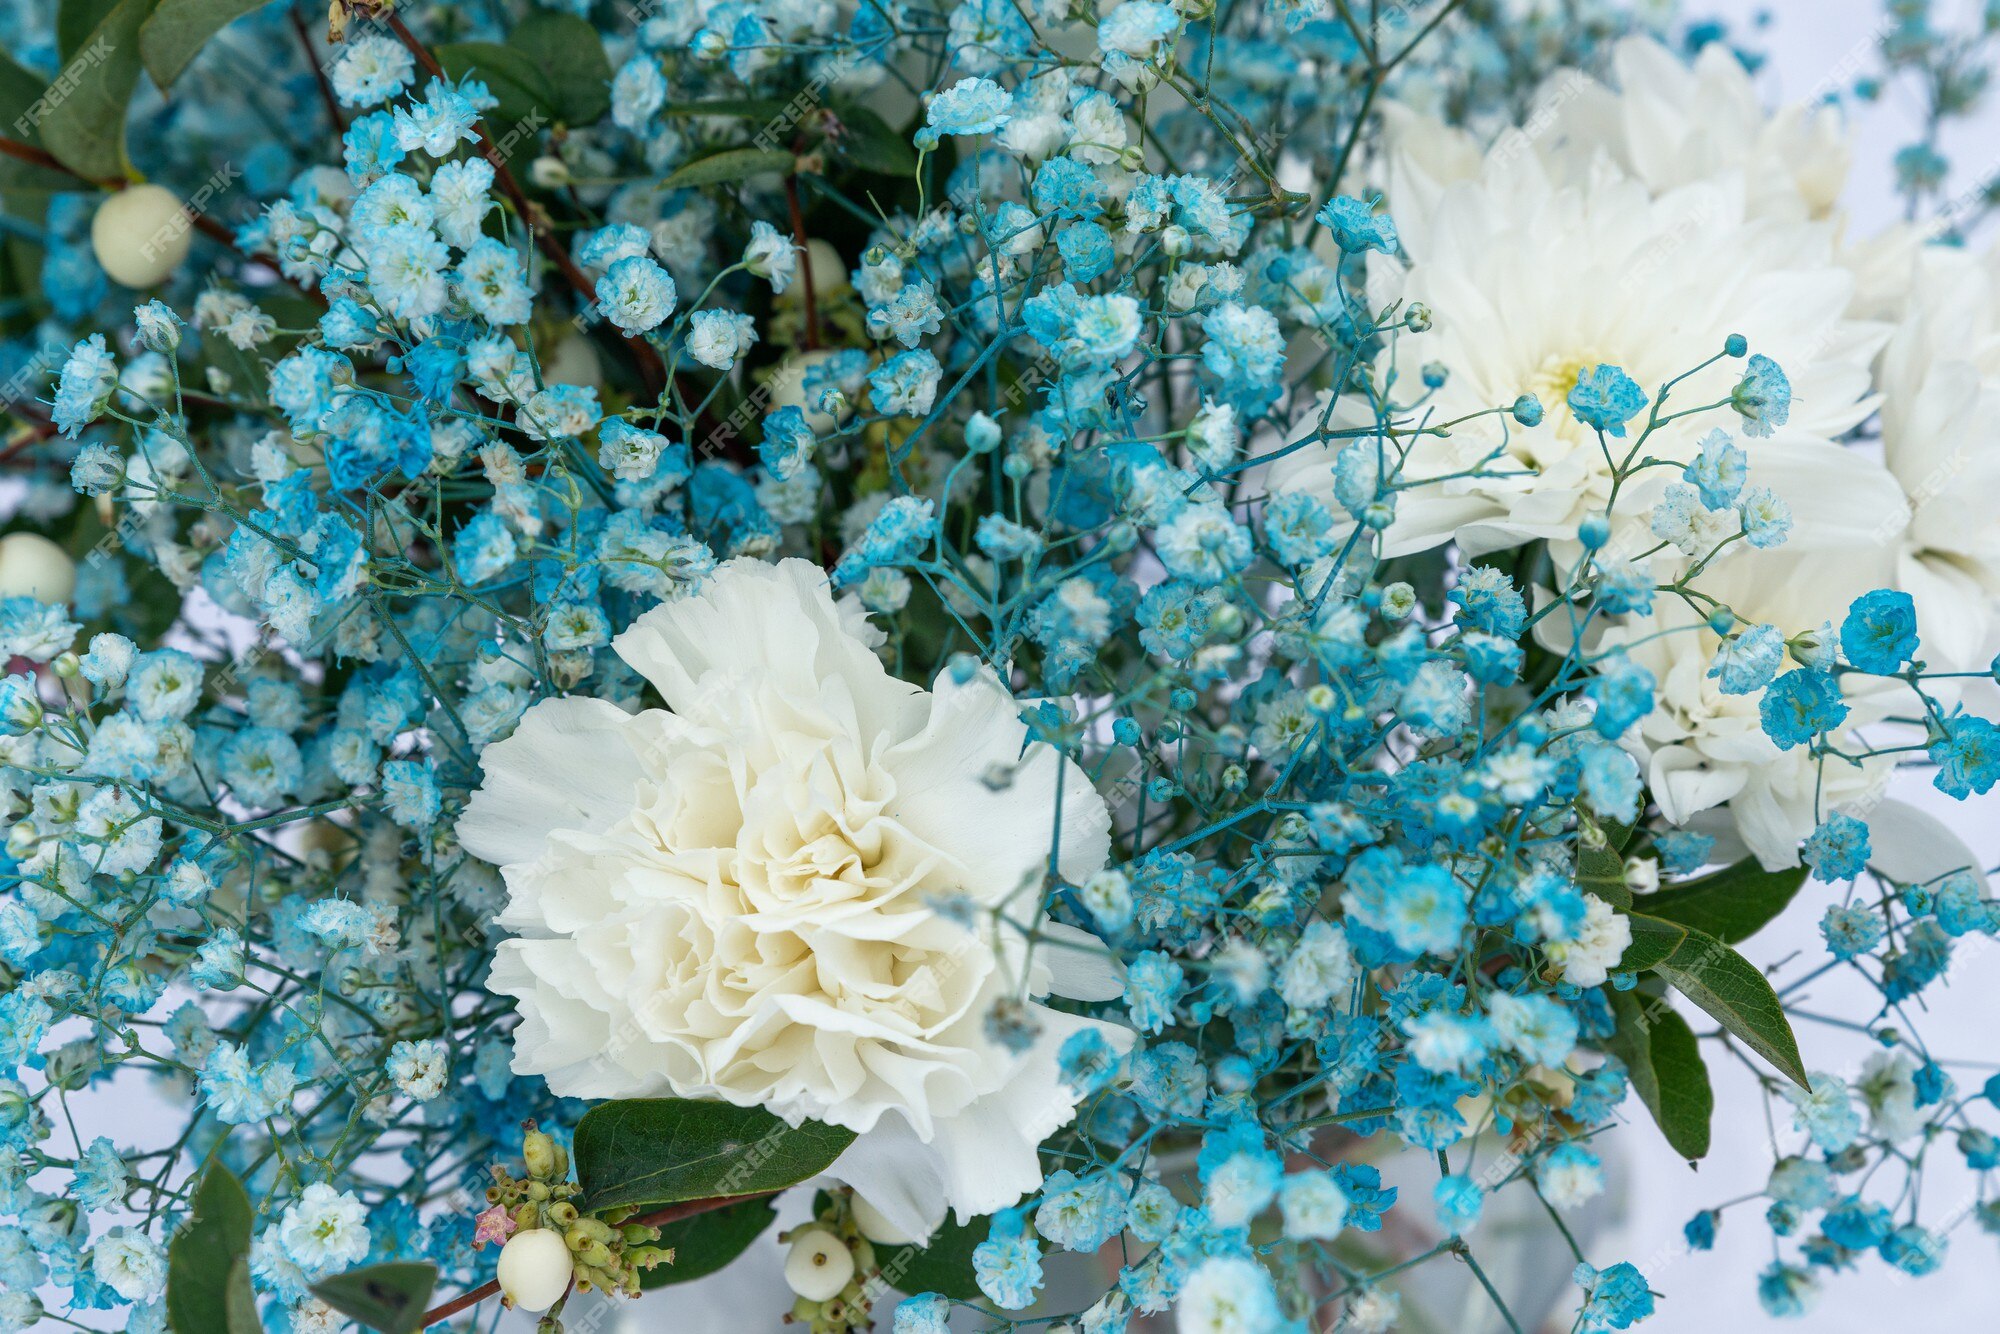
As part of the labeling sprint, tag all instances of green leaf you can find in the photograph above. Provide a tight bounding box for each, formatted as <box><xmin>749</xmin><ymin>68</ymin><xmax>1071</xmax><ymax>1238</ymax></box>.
<box><xmin>1641</xmin><ymin>859</ymin><xmax>1809</xmax><ymax>945</ymax></box>
<box><xmin>834</xmin><ymin>103</ymin><xmax>918</xmax><ymax>176</ymax></box>
<box><xmin>572</xmin><ymin>1098</ymin><xmax>856</xmax><ymax>1215</ymax></box>
<box><xmin>507</xmin><ymin>11</ymin><xmax>610</xmax><ymax>127</ymax></box>
<box><xmin>310</xmin><ymin>1262</ymin><xmax>437</xmax><ymax>1334</ymax></box>
<box><xmin>0</xmin><ymin>50</ymin><xmax>79</xmax><ymax>191</ymax></box>
<box><xmin>873</xmin><ymin>1212</ymin><xmax>989</xmax><ymax>1300</ymax></box>
<box><xmin>224</xmin><ymin>1257</ymin><xmax>261</xmax><ymax>1334</ymax></box>
<box><xmin>1655</xmin><ymin>924</ymin><xmax>1810</xmax><ymax>1089</ymax></box>
<box><xmin>59</xmin><ymin>0</ymin><xmax>123</xmax><ymax>59</ymax></box>
<box><xmin>434</xmin><ymin>42</ymin><xmax>556</xmax><ymax>139</ymax></box>
<box><xmin>1575</xmin><ymin>810</ymin><xmax>1632</xmax><ymax>910</ymax></box>
<box><xmin>39</xmin><ymin>0</ymin><xmax>161</xmax><ymax>181</ymax></box>
<box><xmin>662</xmin><ymin>147</ymin><xmax>795</xmax><ymax>191</ymax></box>
<box><xmin>1606</xmin><ymin>989</ymin><xmax>1713</xmax><ymax>1160</ymax></box>
<box><xmin>138</xmin><ymin>0</ymin><xmax>270</xmax><ymax>88</ymax></box>
<box><xmin>1616</xmin><ymin>912</ymin><xmax>1687</xmax><ymax>973</ymax></box>
<box><xmin>167</xmin><ymin>1160</ymin><xmax>261</xmax><ymax>1334</ymax></box>
<box><xmin>640</xmin><ymin>1196</ymin><xmax>779</xmax><ymax>1287</ymax></box>
<box><xmin>664</xmin><ymin>97</ymin><xmax>788</xmax><ymax>121</ymax></box>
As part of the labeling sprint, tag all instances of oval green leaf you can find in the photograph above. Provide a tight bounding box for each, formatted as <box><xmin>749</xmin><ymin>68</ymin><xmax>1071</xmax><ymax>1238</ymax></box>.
<box><xmin>1616</xmin><ymin>912</ymin><xmax>1687</xmax><ymax>973</ymax></box>
<box><xmin>139</xmin><ymin>0</ymin><xmax>269</xmax><ymax>88</ymax></box>
<box><xmin>573</xmin><ymin>1098</ymin><xmax>856</xmax><ymax>1214</ymax></box>
<box><xmin>40</xmin><ymin>0</ymin><xmax>159</xmax><ymax>180</ymax></box>
<box><xmin>310</xmin><ymin>1261</ymin><xmax>437</xmax><ymax>1333</ymax></box>
<box><xmin>1606</xmin><ymin>988</ymin><xmax>1713</xmax><ymax>1160</ymax></box>
<box><xmin>507</xmin><ymin>11</ymin><xmax>610</xmax><ymax>127</ymax></box>
<box><xmin>1655</xmin><ymin>924</ymin><xmax>1809</xmax><ymax>1089</ymax></box>
<box><xmin>873</xmin><ymin>1211</ymin><xmax>990</xmax><ymax>1301</ymax></box>
<box><xmin>167</xmin><ymin>1159</ymin><xmax>260</xmax><ymax>1334</ymax></box>
<box><xmin>639</xmin><ymin>1195</ymin><xmax>779</xmax><ymax>1287</ymax></box>
<box><xmin>1641</xmin><ymin>858</ymin><xmax>1808</xmax><ymax>945</ymax></box>
<box><xmin>664</xmin><ymin>147</ymin><xmax>795</xmax><ymax>191</ymax></box>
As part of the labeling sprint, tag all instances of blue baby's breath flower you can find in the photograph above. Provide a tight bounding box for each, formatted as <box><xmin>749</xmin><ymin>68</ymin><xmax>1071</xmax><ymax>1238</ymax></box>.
<box><xmin>1730</xmin><ymin>353</ymin><xmax>1791</xmax><ymax>437</ymax></box>
<box><xmin>1316</xmin><ymin>195</ymin><xmax>1399</xmax><ymax>254</ymax></box>
<box><xmin>1709</xmin><ymin>622</ymin><xmax>1784</xmax><ymax>694</ymax></box>
<box><xmin>1841</xmin><ymin>588</ymin><xmax>1919</xmax><ymax>674</ymax></box>
<box><xmin>927</xmin><ymin>76</ymin><xmax>1013</xmax><ymax>136</ymax></box>
<box><xmin>1566</xmin><ymin>364</ymin><xmax>1647</xmax><ymax>437</ymax></box>
<box><xmin>1802</xmin><ymin>812</ymin><xmax>1870</xmax><ymax>881</ymax></box>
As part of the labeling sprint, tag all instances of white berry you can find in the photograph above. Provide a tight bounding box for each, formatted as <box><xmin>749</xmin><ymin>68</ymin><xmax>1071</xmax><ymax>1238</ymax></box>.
<box><xmin>91</xmin><ymin>185</ymin><xmax>193</xmax><ymax>289</ymax></box>
<box><xmin>496</xmin><ymin>1228</ymin><xmax>572</xmax><ymax>1313</ymax></box>
<box><xmin>782</xmin><ymin>1226</ymin><xmax>855</xmax><ymax>1302</ymax></box>
<box><xmin>0</xmin><ymin>533</ymin><xmax>76</xmax><ymax>605</ymax></box>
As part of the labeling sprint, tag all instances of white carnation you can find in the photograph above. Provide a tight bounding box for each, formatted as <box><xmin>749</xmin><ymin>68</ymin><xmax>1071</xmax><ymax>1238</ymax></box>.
<box><xmin>460</xmin><ymin>558</ymin><xmax>1126</xmax><ymax>1239</ymax></box>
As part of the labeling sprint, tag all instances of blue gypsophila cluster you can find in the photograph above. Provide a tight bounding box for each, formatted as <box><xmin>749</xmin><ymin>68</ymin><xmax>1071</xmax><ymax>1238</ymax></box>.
<box><xmin>2</xmin><ymin>1</ymin><xmax>1999</xmax><ymax>1333</ymax></box>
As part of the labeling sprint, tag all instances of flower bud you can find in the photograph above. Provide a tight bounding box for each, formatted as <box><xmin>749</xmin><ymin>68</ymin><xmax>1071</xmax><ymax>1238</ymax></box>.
<box><xmin>783</xmin><ymin>1225</ymin><xmax>855</xmax><ymax>1302</ymax></box>
<box><xmin>521</xmin><ymin>1128</ymin><xmax>559</xmax><ymax>1180</ymax></box>
<box><xmin>497</xmin><ymin>1228</ymin><xmax>573</xmax><ymax>1312</ymax></box>
<box><xmin>1378</xmin><ymin>582</ymin><xmax>1417</xmax><ymax>621</ymax></box>
<box><xmin>91</xmin><ymin>185</ymin><xmax>193</xmax><ymax>289</ymax></box>
<box><xmin>0</xmin><ymin>533</ymin><xmax>77</xmax><ymax>605</ymax></box>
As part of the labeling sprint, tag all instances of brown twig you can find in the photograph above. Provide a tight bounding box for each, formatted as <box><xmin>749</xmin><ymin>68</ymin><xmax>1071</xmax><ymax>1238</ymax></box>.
<box><xmin>0</xmin><ymin>136</ymin><xmax>118</xmax><ymax>187</ymax></box>
<box><xmin>292</xmin><ymin>3</ymin><xmax>348</xmax><ymax>137</ymax></box>
<box><xmin>417</xmin><ymin>1277</ymin><xmax>499</xmax><ymax>1327</ymax></box>
<box><xmin>783</xmin><ymin>173</ymin><xmax>820</xmax><ymax>351</ymax></box>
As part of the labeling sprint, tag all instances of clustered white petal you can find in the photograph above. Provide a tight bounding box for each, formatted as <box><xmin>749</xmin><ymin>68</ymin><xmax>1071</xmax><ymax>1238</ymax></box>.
<box><xmin>460</xmin><ymin>558</ymin><xmax>1124</xmax><ymax>1239</ymax></box>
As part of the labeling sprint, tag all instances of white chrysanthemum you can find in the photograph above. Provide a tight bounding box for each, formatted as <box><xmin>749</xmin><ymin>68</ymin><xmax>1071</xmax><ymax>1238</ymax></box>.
<box><xmin>1596</xmin><ymin>553</ymin><xmax>1895</xmax><ymax>868</ymax></box>
<box><xmin>1865</xmin><ymin>245</ymin><xmax>2000</xmax><ymax>668</ymax></box>
<box><xmin>460</xmin><ymin>558</ymin><xmax>1124</xmax><ymax>1240</ymax></box>
<box><xmin>1276</xmin><ymin>150</ymin><xmax>1891</xmax><ymax>564</ymax></box>
<box><xmin>1378</xmin><ymin>37</ymin><xmax>1918</xmax><ymax>319</ymax></box>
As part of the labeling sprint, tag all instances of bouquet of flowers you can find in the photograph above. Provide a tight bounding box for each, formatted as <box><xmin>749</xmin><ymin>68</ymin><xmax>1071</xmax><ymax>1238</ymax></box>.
<box><xmin>3</xmin><ymin>0</ymin><xmax>1999</xmax><ymax>1329</ymax></box>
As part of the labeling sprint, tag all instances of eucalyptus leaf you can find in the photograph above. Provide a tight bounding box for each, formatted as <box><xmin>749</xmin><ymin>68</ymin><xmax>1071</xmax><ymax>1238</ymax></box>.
<box><xmin>58</xmin><ymin>0</ymin><xmax>123</xmax><ymax>59</ymax></box>
<box><xmin>1641</xmin><ymin>859</ymin><xmax>1809</xmax><ymax>945</ymax></box>
<box><xmin>310</xmin><ymin>1262</ymin><xmax>437</xmax><ymax>1333</ymax></box>
<box><xmin>835</xmin><ymin>103</ymin><xmax>918</xmax><ymax>176</ymax></box>
<box><xmin>1575</xmin><ymin>809</ymin><xmax>1633</xmax><ymax>909</ymax></box>
<box><xmin>0</xmin><ymin>50</ymin><xmax>77</xmax><ymax>191</ymax></box>
<box><xmin>434</xmin><ymin>42</ymin><xmax>557</xmax><ymax>138</ymax></box>
<box><xmin>1656</xmin><ymin>924</ymin><xmax>1809</xmax><ymax>1089</ymax></box>
<box><xmin>507</xmin><ymin>11</ymin><xmax>611</xmax><ymax>127</ymax></box>
<box><xmin>1616</xmin><ymin>912</ymin><xmax>1687</xmax><ymax>973</ymax></box>
<box><xmin>167</xmin><ymin>1159</ymin><xmax>259</xmax><ymax>1334</ymax></box>
<box><xmin>138</xmin><ymin>0</ymin><xmax>269</xmax><ymax>87</ymax></box>
<box><xmin>573</xmin><ymin>1098</ymin><xmax>855</xmax><ymax>1214</ymax></box>
<box><xmin>639</xmin><ymin>1196</ymin><xmax>778</xmax><ymax>1287</ymax></box>
<box><xmin>225</xmin><ymin>1257</ymin><xmax>261</xmax><ymax>1334</ymax></box>
<box><xmin>1607</xmin><ymin>989</ymin><xmax>1713</xmax><ymax>1160</ymax></box>
<box><xmin>39</xmin><ymin>0</ymin><xmax>161</xmax><ymax>181</ymax></box>
<box><xmin>663</xmin><ymin>147</ymin><xmax>795</xmax><ymax>191</ymax></box>
<box><xmin>873</xmin><ymin>1211</ymin><xmax>989</xmax><ymax>1301</ymax></box>
<box><xmin>665</xmin><ymin>97</ymin><xmax>789</xmax><ymax>120</ymax></box>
